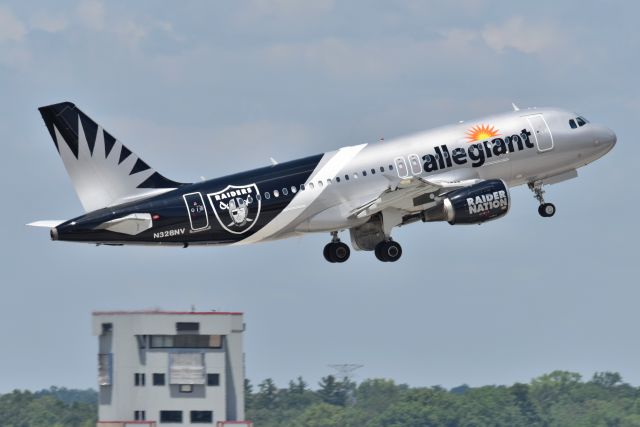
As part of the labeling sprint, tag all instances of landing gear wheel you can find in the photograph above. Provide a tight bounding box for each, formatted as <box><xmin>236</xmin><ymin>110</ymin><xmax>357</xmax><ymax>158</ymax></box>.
<box><xmin>323</xmin><ymin>241</ymin><xmax>351</xmax><ymax>263</ymax></box>
<box><xmin>375</xmin><ymin>240</ymin><xmax>402</xmax><ymax>262</ymax></box>
<box><xmin>538</xmin><ymin>203</ymin><xmax>556</xmax><ymax>218</ymax></box>
<box><xmin>529</xmin><ymin>181</ymin><xmax>556</xmax><ymax>219</ymax></box>
<box><xmin>323</xmin><ymin>244</ymin><xmax>332</xmax><ymax>262</ymax></box>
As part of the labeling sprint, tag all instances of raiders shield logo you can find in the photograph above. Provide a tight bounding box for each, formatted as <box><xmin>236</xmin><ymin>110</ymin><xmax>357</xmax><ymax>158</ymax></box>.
<box><xmin>207</xmin><ymin>184</ymin><xmax>262</xmax><ymax>234</ymax></box>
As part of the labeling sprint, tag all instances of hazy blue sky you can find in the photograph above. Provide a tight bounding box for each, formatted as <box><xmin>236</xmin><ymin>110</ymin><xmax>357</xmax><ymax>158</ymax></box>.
<box><xmin>0</xmin><ymin>0</ymin><xmax>638</xmax><ymax>392</ymax></box>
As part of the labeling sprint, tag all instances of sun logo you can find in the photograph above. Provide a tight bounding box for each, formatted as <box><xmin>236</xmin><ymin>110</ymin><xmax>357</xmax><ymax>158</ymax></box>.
<box><xmin>466</xmin><ymin>124</ymin><xmax>500</xmax><ymax>142</ymax></box>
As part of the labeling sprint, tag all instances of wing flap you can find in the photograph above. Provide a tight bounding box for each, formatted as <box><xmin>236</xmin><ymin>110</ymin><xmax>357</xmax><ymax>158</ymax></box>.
<box><xmin>348</xmin><ymin>177</ymin><xmax>481</xmax><ymax>219</ymax></box>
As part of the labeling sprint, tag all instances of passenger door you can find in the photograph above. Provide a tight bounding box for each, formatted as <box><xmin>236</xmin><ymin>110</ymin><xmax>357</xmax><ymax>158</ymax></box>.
<box><xmin>183</xmin><ymin>192</ymin><xmax>209</xmax><ymax>231</ymax></box>
<box><xmin>525</xmin><ymin>114</ymin><xmax>554</xmax><ymax>152</ymax></box>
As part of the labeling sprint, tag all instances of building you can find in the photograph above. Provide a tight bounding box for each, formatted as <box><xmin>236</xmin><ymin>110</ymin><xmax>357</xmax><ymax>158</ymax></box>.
<box><xmin>93</xmin><ymin>310</ymin><xmax>249</xmax><ymax>426</ymax></box>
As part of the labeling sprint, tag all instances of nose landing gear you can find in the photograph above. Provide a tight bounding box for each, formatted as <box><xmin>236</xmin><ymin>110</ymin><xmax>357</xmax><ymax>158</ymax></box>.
<box><xmin>323</xmin><ymin>231</ymin><xmax>351</xmax><ymax>263</ymax></box>
<box><xmin>529</xmin><ymin>181</ymin><xmax>556</xmax><ymax>218</ymax></box>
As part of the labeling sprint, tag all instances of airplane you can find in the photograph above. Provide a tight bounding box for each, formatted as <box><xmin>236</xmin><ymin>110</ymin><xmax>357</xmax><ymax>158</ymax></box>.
<box><xmin>29</xmin><ymin>102</ymin><xmax>616</xmax><ymax>262</ymax></box>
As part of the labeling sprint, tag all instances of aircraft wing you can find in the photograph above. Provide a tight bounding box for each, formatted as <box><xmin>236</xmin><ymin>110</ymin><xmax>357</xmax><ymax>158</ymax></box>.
<box><xmin>348</xmin><ymin>175</ymin><xmax>480</xmax><ymax>219</ymax></box>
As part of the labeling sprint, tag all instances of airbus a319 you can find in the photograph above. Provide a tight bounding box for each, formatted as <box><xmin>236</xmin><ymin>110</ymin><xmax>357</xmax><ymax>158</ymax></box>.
<box><xmin>29</xmin><ymin>102</ymin><xmax>616</xmax><ymax>262</ymax></box>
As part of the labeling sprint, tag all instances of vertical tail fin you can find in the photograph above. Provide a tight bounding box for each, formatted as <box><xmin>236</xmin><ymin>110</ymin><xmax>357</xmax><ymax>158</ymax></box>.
<box><xmin>39</xmin><ymin>102</ymin><xmax>184</xmax><ymax>212</ymax></box>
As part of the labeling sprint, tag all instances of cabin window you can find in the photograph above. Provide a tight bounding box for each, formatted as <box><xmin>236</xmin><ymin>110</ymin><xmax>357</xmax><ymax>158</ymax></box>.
<box><xmin>264</xmin><ymin>192</ymin><xmax>270</xmax><ymax>199</ymax></box>
<box><xmin>318</xmin><ymin>181</ymin><xmax>324</xmax><ymax>188</ymax></box>
<box><xmin>282</xmin><ymin>188</ymin><xmax>288</xmax><ymax>196</ymax></box>
<box><xmin>353</xmin><ymin>173</ymin><xmax>358</xmax><ymax>179</ymax></box>
<box><xmin>408</xmin><ymin>154</ymin><xmax>422</xmax><ymax>175</ymax></box>
<box><xmin>380</xmin><ymin>166</ymin><xmax>385</xmax><ymax>172</ymax></box>
<box><xmin>336</xmin><ymin>177</ymin><xmax>341</xmax><ymax>183</ymax></box>
<box><xmin>308</xmin><ymin>182</ymin><xmax>315</xmax><ymax>190</ymax></box>
<box><xmin>371</xmin><ymin>168</ymin><xmax>376</xmax><ymax>175</ymax></box>
<box><xmin>300</xmin><ymin>184</ymin><xmax>305</xmax><ymax>191</ymax></box>
<box><xmin>327</xmin><ymin>178</ymin><xmax>332</xmax><ymax>185</ymax></box>
<box><xmin>345</xmin><ymin>174</ymin><xmax>350</xmax><ymax>180</ymax></box>
<box><xmin>389</xmin><ymin>164</ymin><xmax>394</xmax><ymax>170</ymax></box>
<box><xmin>362</xmin><ymin>171</ymin><xmax>367</xmax><ymax>177</ymax></box>
<box><xmin>394</xmin><ymin>157</ymin><xmax>409</xmax><ymax>178</ymax></box>
<box><xmin>273</xmin><ymin>190</ymin><xmax>280</xmax><ymax>197</ymax></box>
<box><xmin>291</xmin><ymin>186</ymin><xmax>297</xmax><ymax>194</ymax></box>
<box><xmin>569</xmin><ymin>119</ymin><xmax>577</xmax><ymax>129</ymax></box>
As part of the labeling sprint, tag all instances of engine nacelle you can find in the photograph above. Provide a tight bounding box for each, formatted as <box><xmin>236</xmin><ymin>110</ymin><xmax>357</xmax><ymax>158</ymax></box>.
<box><xmin>422</xmin><ymin>179</ymin><xmax>510</xmax><ymax>225</ymax></box>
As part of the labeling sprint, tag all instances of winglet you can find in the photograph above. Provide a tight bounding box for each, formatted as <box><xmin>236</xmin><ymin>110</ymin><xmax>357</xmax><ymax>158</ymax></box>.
<box><xmin>512</xmin><ymin>102</ymin><xmax>520</xmax><ymax>111</ymax></box>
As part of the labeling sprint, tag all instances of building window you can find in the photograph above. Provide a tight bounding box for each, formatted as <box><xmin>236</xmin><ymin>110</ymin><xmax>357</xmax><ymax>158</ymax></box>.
<box><xmin>191</xmin><ymin>411</ymin><xmax>213</xmax><ymax>423</ymax></box>
<box><xmin>176</xmin><ymin>322</ymin><xmax>199</xmax><ymax>333</ymax></box>
<box><xmin>135</xmin><ymin>410</ymin><xmax>146</xmax><ymax>421</ymax></box>
<box><xmin>160</xmin><ymin>411</ymin><xmax>183</xmax><ymax>423</ymax></box>
<box><xmin>207</xmin><ymin>373</ymin><xmax>220</xmax><ymax>386</ymax></box>
<box><xmin>98</xmin><ymin>353</ymin><xmax>112</xmax><ymax>386</ymax></box>
<box><xmin>170</xmin><ymin>353</ymin><xmax>205</xmax><ymax>385</ymax></box>
<box><xmin>150</xmin><ymin>335</ymin><xmax>222</xmax><ymax>349</ymax></box>
<box><xmin>153</xmin><ymin>373</ymin><xmax>166</xmax><ymax>386</ymax></box>
<box><xmin>101</xmin><ymin>323</ymin><xmax>113</xmax><ymax>334</ymax></box>
<box><xmin>134</xmin><ymin>373</ymin><xmax>146</xmax><ymax>386</ymax></box>
<box><xmin>179</xmin><ymin>384</ymin><xmax>193</xmax><ymax>393</ymax></box>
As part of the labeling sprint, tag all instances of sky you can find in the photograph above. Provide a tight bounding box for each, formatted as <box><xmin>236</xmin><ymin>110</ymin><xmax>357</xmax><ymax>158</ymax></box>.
<box><xmin>0</xmin><ymin>0</ymin><xmax>638</xmax><ymax>392</ymax></box>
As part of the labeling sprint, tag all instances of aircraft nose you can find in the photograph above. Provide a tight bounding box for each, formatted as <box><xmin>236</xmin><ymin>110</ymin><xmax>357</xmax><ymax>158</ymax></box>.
<box><xmin>594</xmin><ymin>126</ymin><xmax>616</xmax><ymax>154</ymax></box>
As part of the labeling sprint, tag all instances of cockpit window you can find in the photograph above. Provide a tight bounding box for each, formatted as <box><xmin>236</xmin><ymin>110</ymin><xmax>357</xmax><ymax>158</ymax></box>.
<box><xmin>569</xmin><ymin>119</ymin><xmax>577</xmax><ymax>129</ymax></box>
<box><xmin>576</xmin><ymin>117</ymin><xmax>587</xmax><ymax>127</ymax></box>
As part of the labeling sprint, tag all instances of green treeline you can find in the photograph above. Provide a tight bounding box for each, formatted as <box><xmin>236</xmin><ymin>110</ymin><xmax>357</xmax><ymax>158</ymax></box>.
<box><xmin>3</xmin><ymin>372</ymin><xmax>640</xmax><ymax>426</ymax></box>
<box><xmin>246</xmin><ymin>371</ymin><xmax>640</xmax><ymax>427</ymax></box>
<box><xmin>0</xmin><ymin>387</ymin><xmax>96</xmax><ymax>427</ymax></box>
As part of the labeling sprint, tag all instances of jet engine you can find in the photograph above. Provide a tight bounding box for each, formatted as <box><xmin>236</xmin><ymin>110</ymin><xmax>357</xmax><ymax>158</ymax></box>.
<box><xmin>422</xmin><ymin>179</ymin><xmax>510</xmax><ymax>225</ymax></box>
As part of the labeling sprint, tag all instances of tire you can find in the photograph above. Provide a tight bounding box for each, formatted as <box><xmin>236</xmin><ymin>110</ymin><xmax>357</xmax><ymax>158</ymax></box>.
<box><xmin>384</xmin><ymin>241</ymin><xmax>402</xmax><ymax>262</ymax></box>
<box><xmin>538</xmin><ymin>203</ymin><xmax>556</xmax><ymax>218</ymax></box>
<box><xmin>323</xmin><ymin>243</ymin><xmax>334</xmax><ymax>263</ymax></box>
<box><xmin>331</xmin><ymin>242</ymin><xmax>350</xmax><ymax>263</ymax></box>
<box><xmin>375</xmin><ymin>241</ymin><xmax>388</xmax><ymax>262</ymax></box>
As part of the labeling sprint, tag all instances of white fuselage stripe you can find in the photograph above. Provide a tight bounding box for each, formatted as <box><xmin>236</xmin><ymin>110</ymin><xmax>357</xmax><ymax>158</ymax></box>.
<box><xmin>234</xmin><ymin>143</ymin><xmax>367</xmax><ymax>245</ymax></box>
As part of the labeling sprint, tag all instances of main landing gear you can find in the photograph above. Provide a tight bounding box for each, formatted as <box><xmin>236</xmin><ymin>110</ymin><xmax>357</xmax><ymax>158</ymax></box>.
<box><xmin>529</xmin><ymin>181</ymin><xmax>556</xmax><ymax>218</ymax></box>
<box><xmin>323</xmin><ymin>231</ymin><xmax>350</xmax><ymax>263</ymax></box>
<box><xmin>374</xmin><ymin>240</ymin><xmax>402</xmax><ymax>262</ymax></box>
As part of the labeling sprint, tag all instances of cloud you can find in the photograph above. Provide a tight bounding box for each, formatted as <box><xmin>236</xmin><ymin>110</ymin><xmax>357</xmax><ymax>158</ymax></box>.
<box><xmin>264</xmin><ymin>30</ymin><xmax>482</xmax><ymax>79</ymax></box>
<box><xmin>114</xmin><ymin>20</ymin><xmax>148</xmax><ymax>48</ymax></box>
<box><xmin>29</xmin><ymin>12</ymin><xmax>68</xmax><ymax>33</ymax></box>
<box><xmin>0</xmin><ymin>5</ymin><xmax>27</xmax><ymax>43</ymax></box>
<box><xmin>76</xmin><ymin>0</ymin><xmax>106</xmax><ymax>31</ymax></box>
<box><xmin>243</xmin><ymin>0</ymin><xmax>334</xmax><ymax>21</ymax></box>
<box><xmin>482</xmin><ymin>16</ymin><xmax>561</xmax><ymax>54</ymax></box>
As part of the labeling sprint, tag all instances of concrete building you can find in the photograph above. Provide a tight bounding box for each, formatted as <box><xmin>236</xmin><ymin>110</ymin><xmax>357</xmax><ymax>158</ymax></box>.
<box><xmin>92</xmin><ymin>310</ymin><xmax>249</xmax><ymax>426</ymax></box>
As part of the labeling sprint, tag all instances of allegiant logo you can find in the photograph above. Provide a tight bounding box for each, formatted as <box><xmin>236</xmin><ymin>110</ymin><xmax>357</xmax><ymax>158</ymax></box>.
<box><xmin>422</xmin><ymin>128</ymin><xmax>534</xmax><ymax>171</ymax></box>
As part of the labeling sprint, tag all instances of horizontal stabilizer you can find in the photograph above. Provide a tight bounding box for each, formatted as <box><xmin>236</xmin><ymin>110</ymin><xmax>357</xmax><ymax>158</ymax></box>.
<box><xmin>94</xmin><ymin>213</ymin><xmax>153</xmax><ymax>235</ymax></box>
<box><xmin>27</xmin><ymin>220</ymin><xmax>65</xmax><ymax>228</ymax></box>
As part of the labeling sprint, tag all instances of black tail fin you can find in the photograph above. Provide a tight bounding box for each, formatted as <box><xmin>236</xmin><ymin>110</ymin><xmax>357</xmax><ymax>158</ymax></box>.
<box><xmin>39</xmin><ymin>102</ymin><xmax>184</xmax><ymax>212</ymax></box>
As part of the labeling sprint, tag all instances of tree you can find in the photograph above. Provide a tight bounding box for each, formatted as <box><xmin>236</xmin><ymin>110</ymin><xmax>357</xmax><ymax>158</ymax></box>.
<box><xmin>256</xmin><ymin>378</ymin><xmax>278</xmax><ymax>408</ymax></box>
<box><xmin>591</xmin><ymin>372</ymin><xmax>623</xmax><ymax>389</ymax></box>
<box><xmin>318</xmin><ymin>375</ymin><xmax>350</xmax><ymax>407</ymax></box>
